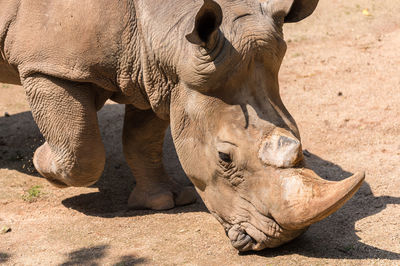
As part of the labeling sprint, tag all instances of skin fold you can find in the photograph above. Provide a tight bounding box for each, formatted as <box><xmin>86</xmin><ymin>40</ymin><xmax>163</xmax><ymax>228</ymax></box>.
<box><xmin>0</xmin><ymin>0</ymin><xmax>364</xmax><ymax>251</ymax></box>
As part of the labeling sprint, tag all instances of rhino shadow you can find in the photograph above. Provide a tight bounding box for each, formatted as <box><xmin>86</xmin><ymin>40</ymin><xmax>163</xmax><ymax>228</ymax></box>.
<box><xmin>0</xmin><ymin>109</ymin><xmax>43</xmax><ymax>176</ymax></box>
<box><xmin>1</xmin><ymin>105</ymin><xmax>399</xmax><ymax>260</ymax></box>
<box><xmin>0</xmin><ymin>104</ymin><xmax>206</xmax><ymax>216</ymax></box>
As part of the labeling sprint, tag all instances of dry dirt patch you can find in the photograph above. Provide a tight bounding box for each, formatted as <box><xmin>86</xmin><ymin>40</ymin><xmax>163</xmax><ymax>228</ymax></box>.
<box><xmin>1</xmin><ymin>0</ymin><xmax>399</xmax><ymax>265</ymax></box>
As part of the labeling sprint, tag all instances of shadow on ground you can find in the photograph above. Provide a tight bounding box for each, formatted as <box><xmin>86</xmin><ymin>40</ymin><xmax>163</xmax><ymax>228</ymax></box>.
<box><xmin>0</xmin><ymin>252</ymin><xmax>11</xmax><ymax>264</ymax></box>
<box><xmin>0</xmin><ymin>104</ymin><xmax>205</xmax><ymax>216</ymax></box>
<box><xmin>1</xmin><ymin>104</ymin><xmax>399</xmax><ymax>260</ymax></box>
<box><xmin>60</xmin><ymin>245</ymin><xmax>147</xmax><ymax>265</ymax></box>
<box><xmin>0</xmin><ymin>110</ymin><xmax>42</xmax><ymax>177</ymax></box>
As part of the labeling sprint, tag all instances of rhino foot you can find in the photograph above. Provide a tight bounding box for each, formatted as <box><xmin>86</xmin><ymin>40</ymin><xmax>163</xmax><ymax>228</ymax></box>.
<box><xmin>128</xmin><ymin>184</ymin><xmax>196</xmax><ymax>211</ymax></box>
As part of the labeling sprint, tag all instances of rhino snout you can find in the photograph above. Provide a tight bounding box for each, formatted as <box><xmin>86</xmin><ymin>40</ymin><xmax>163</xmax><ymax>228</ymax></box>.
<box><xmin>258</xmin><ymin>130</ymin><xmax>302</xmax><ymax>168</ymax></box>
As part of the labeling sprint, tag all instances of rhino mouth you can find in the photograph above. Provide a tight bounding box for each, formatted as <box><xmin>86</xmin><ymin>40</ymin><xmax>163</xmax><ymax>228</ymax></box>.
<box><xmin>227</xmin><ymin>217</ymin><xmax>306</xmax><ymax>252</ymax></box>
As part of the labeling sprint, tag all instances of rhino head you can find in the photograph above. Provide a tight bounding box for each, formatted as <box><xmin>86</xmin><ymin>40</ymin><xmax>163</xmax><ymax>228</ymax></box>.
<box><xmin>141</xmin><ymin>0</ymin><xmax>364</xmax><ymax>251</ymax></box>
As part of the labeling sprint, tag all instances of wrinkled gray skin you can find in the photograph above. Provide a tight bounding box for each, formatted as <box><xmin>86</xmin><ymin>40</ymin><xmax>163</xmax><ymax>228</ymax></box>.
<box><xmin>0</xmin><ymin>0</ymin><xmax>365</xmax><ymax>251</ymax></box>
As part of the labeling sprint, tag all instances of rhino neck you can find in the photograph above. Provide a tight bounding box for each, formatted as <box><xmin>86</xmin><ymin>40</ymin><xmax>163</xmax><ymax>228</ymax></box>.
<box><xmin>109</xmin><ymin>0</ymin><xmax>149</xmax><ymax>110</ymax></box>
<box><xmin>140</xmin><ymin>50</ymin><xmax>178</xmax><ymax>121</ymax></box>
<box><xmin>129</xmin><ymin>1</ymin><xmax>202</xmax><ymax>120</ymax></box>
<box><xmin>113</xmin><ymin>0</ymin><xmax>178</xmax><ymax>119</ymax></box>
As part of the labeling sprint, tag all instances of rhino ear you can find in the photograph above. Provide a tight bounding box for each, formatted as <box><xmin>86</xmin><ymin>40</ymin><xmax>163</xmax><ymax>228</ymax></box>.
<box><xmin>265</xmin><ymin>0</ymin><xmax>319</xmax><ymax>23</ymax></box>
<box><xmin>285</xmin><ymin>0</ymin><xmax>319</xmax><ymax>22</ymax></box>
<box><xmin>186</xmin><ymin>0</ymin><xmax>223</xmax><ymax>47</ymax></box>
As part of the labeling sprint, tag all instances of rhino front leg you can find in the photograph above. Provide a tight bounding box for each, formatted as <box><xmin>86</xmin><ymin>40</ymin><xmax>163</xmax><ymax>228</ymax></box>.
<box><xmin>23</xmin><ymin>74</ymin><xmax>106</xmax><ymax>187</ymax></box>
<box><xmin>123</xmin><ymin>105</ymin><xmax>196</xmax><ymax>210</ymax></box>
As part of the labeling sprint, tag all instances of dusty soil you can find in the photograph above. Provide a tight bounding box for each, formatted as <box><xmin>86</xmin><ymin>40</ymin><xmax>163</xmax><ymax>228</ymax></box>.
<box><xmin>1</xmin><ymin>0</ymin><xmax>399</xmax><ymax>265</ymax></box>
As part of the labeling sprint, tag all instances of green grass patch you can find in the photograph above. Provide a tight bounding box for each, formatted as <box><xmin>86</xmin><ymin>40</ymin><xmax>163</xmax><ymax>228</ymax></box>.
<box><xmin>22</xmin><ymin>185</ymin><xmax>42</xmax><ymax>202</ymax></box>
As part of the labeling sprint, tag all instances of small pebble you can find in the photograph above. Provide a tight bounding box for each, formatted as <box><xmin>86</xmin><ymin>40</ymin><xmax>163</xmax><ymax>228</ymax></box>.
<box><xmin>4</xmin><ymin>112</ymin><xmax>10</xmax><ymax>117</ymax></box>
<box><xmin>338</xmin><ymin>92</ymin><xmax>343</xmax><ymax>96</ymax></box>
<box><xmin>1</xmin><ymin>226</ymin><xmax>11</xmax><ymax>234</ymax></box>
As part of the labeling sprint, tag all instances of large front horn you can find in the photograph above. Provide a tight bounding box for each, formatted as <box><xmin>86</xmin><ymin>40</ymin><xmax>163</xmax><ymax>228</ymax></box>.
<box><xmin>270</xmin><ymin>169</ymin><xmax>365</xmax><ymax>230</ymax></box>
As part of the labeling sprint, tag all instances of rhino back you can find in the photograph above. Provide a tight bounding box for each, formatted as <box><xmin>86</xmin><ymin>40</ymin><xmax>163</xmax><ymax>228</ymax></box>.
<box><xmin>3</xmin><ymin>0</ymin><xmax>137</xmax><ymax>91</ymax></box>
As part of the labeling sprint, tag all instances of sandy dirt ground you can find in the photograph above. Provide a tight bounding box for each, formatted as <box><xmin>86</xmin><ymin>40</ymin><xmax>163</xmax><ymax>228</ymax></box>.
<box><xmin>1</xmin><ymin>0</ymin><xmax>399</xmax><ymax>265</ymax></box>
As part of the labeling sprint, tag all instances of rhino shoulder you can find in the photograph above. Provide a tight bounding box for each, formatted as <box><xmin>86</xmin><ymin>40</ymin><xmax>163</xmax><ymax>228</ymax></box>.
<box><xmin>4</xmin><ymin>0</ymin><xmax>140</xmax><ymax>92</ymax></box>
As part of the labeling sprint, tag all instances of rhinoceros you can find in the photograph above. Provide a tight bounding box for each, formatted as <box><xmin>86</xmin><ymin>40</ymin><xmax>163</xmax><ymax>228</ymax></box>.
<box><xmin>0</xmin><ymin>0</ymin><xmax>364</xmax><ymax>251</ymax></box>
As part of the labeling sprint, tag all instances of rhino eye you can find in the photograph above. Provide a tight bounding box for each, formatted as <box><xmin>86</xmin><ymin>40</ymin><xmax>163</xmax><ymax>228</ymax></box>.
<box><xmin>218</xmin><ymin>152</ymin><xmax>232</xmax><ymax>163</ymax></box>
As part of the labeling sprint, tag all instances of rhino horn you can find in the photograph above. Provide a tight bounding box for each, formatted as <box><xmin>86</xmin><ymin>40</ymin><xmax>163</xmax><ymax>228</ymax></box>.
<box><xmin>272</xmin><ymin>170</ymin><xmax>365</xmax><ymax>230</ymax></box>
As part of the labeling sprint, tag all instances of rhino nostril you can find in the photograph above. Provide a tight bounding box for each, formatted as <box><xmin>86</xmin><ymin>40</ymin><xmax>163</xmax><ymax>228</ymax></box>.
<box><xmin>259</xmin><ymin>131</ymin><xmax>302</xmax><ymax>168</ymax></box>
<box><xmin>231</xmin><ymin>232</ymin><xmax>253</xmax><ymax>250</ymax></box>
<box><xmin>237</xmin><ymin>232</ymin><xmax>251</xmax><ymax>242</ymax></box>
